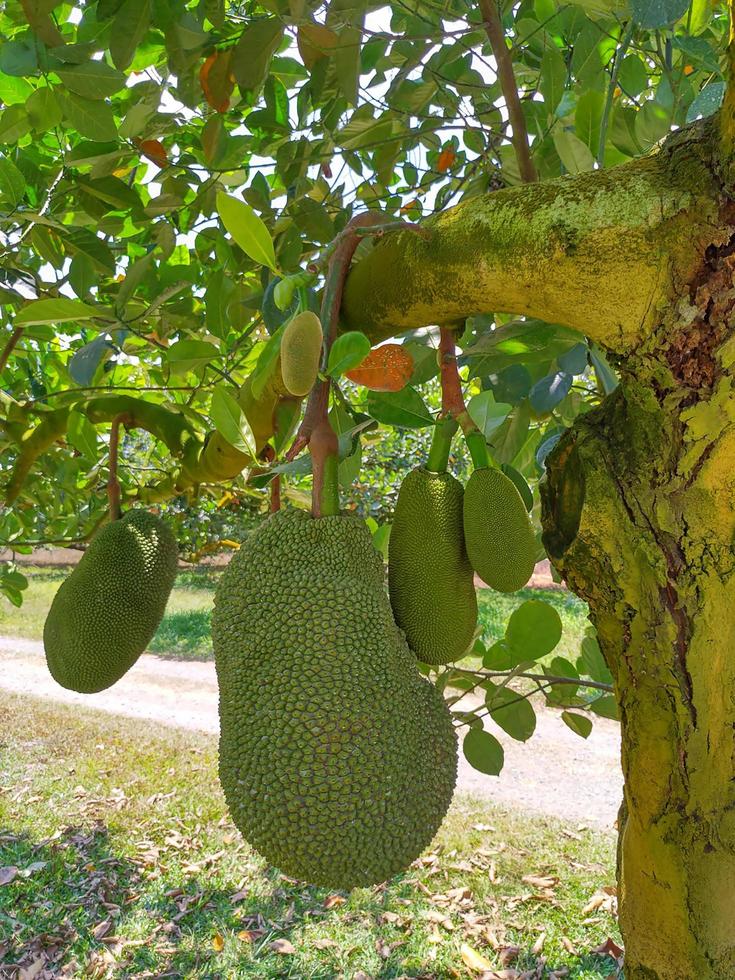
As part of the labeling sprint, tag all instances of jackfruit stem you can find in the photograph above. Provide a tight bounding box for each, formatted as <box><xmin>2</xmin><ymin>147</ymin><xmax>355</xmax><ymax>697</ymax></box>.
<box><xmin>310</xmin><ymin>420</ymin><xmax>340</xmax><ymax>517</ymax></box>
<box><xmin>465</xmin><ymin>430</ymin><xmax>490</xmax><ymax>470</ymax></box>
<box><xmin>427</xmin><ymin>418</ymin><xmax>458</xmax><ymax>474</ymax></box>
<box><xmin>107</xmin><ymin>414</ymin><xmax>128</xmax><ymax>522</ymax></box>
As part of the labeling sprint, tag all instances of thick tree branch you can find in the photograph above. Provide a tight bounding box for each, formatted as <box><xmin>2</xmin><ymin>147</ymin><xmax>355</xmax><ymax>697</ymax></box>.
<box><xmin>0</xmin><ymin>328</ymin><xmax>23</xmax><ymax>376</ymax></box>
<box><xmin>342</xmin><ymin>121</ymin><xmax>727</xmax><ymax>354</ymax></box>
<box><xmin>478</xmin><ymin>0</ymin><xmax>537</xmax><ymax>183</ymax></box>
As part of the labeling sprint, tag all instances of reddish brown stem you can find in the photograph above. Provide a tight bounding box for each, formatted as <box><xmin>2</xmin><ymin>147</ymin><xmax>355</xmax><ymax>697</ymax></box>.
<box><xmin>439</xmin><ymin>325</ymin><xmax>468</xmax><ymax>420</ymax></box>
<box><xmin>478</xmin><ymin>0</ymin><xmax>538</xmax><ymax>184</ymax></box>
<box><xmin>107</xmin><ymin>414</ymin><xmax>128</xmax><ymax>521</ymax></box>
<box><xmin>0</xmin><ymin>328</ymin><xmax>24</xmax><ymax>376</ymax></box>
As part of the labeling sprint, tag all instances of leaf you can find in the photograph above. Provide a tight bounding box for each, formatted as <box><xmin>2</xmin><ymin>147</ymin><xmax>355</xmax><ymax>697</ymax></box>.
<box><xmin>0</xmin><ymin>105</ymin><xmax>32</xmax><ymax>143</ymax></box>
<box><xmin>0</xmin><ymin>156</ymin><xmax>25</xmax><ymax>205</ymax></box>
<box><xmin>437</xmin><ymin>145</ymin><xmax>456</xmax><ymax>172</ymax></box>
<box><xmin>327</xmin><ymin>331</ymin><xmax>371</xmax><ymax>377</ymax></box>
<box><xmin>211</xmin><ymin>933</ymin><xmax>224</xmax><ymax>952</ymax></box>
<box><xmin>462</xmin><ymin>728</ymin><xmax>504</xmax><ymax>776</ymax></box>
<box><xmin>138</xmin><ymin>139</ymin><xmax>168</xmax><ymax>167</ymax></box>
<box><xmin>529</xmin><ymin>370</ymin><xmax>573</xmax><ymax>413</ymax></box>
<box><xmin>553</xmin><ymin>129</ymin><xmax>595</xmax><ymax>173</ymax></box>
<box><xmin>631</xmin><ymin>0</ymin><xmax>688</xmax><ymax>27</ymax></box>
<box><xmin>231</xmin><ymin>18</ymin><xmax>284</xmax><ymax>91</ymax></box>
<box><xmin>579</xmin><ymin>629</ymin><xmax>613</xmax><ymax>683</ymax></box>
<box><xmin>346</xmin><ymin>343</ymin><xmax>414</xmax><ymax>391</ymax></box>
<box><xmin>67</xmin><ymin>410</ymin><xmax>98</xmax><ymax>457</ymax></box>
<box><xmin>562</xmin><ymin>710</ymin><xmax>593</xmax><ymax>738</ymax></box>
<box><xmin>26</xmin><ymin>87</ymin><xmax>62</xmax><ymax>132</ymax></box>
<box><xmin>297</xmin><ymin>22</ymin><xmax>339</xmax><ymax>69</ymax></box>
<box><xmin>460</xmin><ymin>943</ymin><xmax>495</xmax><ymax>972</ymax></box>
<box><xmin>68</xmin><ymin>334</ymin><xmax>115</xmax><ymax>384</ymax></box>
<box><xmin>486</xmin><ymin>685</ymin><xmax>537</xmax><ymax>742</ymax></box>
<box><xmin>334</xmin><ymin>24</ymin><xmax>362</xmax><ymax>105</ymax></box>
<box><xmin>217</xmin><ymin>192</ymin><xmax>278</xmax><ymax>272</ymax></box>
<box><xmin>505</xmin><ymin>600</ymin><xmax>563</xmax><ymax>660</ymax></box>
<box><xmin>557</xmin><ymin>342</ymin><xmax>588</xmax><ymax>375</ymax></box>
<box><xmin>167</xmin><ymin>339</ymin><xmax>219</xmax><ymax>374</ymax></box>
<box><xmin>0</xmin><ymin>866</ymin><xmax>18</xmax><ymax>885</ymax></box>
<box><xmin>200</xmin><ymin>50</ymin><xmax>234</xmax><ymax>113</ymax></box>
<box><xmin>65</xmin><ymin>228</ymin><xmax>116</xmax><ymax>274</ymax></box>
<box><xmin>467</xmin><ymin>390</ymin><xmax>512</xmax><ymax>439</ymax></box>
<box><xmin>110</xmin><ymin>0</ymin><xmax>151</xmax><ymax>70</ymax></box>
<box><xmin>210</xmin><ymin>387</ymin><xmax>256</xmax><ymax>458</ymax></box>
<box><xmin>540</xmin><ymin>45</ymin><xmax>566</xmax><ymax>113</ymax></box>
<box><xmin>57</xmin><ymin>62</ymin><xmax>126</xmax><ymax>100</ymax></box>
<box><xmin>269</xmin><ymin>939</ymin><xmax>296</xmax><ymax>954</ymax></box>
<box><xmin>590</xmin><ymin>694</ymin><xmax>619</xmax><ymax>720</ymax></box>
<box><xmin>62</xmin><ymin>93</ymin><xmax>118</xmax><ymax>141</ymax></box>
<box><xmin>15</xmin><ymin>298</ymin><xmax>99</xmax><ymax>325</ymax></box>
<box><xmin>367</xmin><ymin>386</ymin><xmax>434</xmax><ymax>427</ymax></box>
<box><xmin>686</xmin><ymin>82</ymin><xmax>725</xmax><ymax>123</ymax></box>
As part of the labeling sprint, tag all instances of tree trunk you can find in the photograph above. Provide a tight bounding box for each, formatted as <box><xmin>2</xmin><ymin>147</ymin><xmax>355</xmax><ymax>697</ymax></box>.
<box><xmin>541</xmin><ymin>234</ymin><xmax>735</xmax><ymax>978</ymax></box>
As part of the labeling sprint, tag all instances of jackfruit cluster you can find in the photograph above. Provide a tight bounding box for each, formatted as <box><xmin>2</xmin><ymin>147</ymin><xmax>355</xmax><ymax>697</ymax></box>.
<box><xmin>44</xmin><ymin>510</ymin><xmax>178</xmax><ymax>693</ymax></box>
<box><xmin>389</xmin><ymin>468</ymin><xmax>477</xmax><ymax>664</ymax></box>
<box><xmin>212</xmin><ymin>509</ymin><xmax>457</xmax><ymax>889</ymax></box>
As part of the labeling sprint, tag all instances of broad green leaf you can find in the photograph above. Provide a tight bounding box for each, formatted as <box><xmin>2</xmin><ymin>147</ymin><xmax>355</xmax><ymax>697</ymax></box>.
<box><xmin>529</xmin><ymin>371</ymin><xmax>573</xmax><ymax>412</ymax></box>
<box><xmin>579</xmin><ymin>630</ymin><xmax>614</xmax><ymax>683</ymax></box>
<box><xmin>686</xmin><ymin>82</ymin><xmax>725</xmax><ymax>123</ymax></box>
<box><xmin>540</xmin><ymin>45</ymin><xmax>566</xmax><ymax>113</ymax></box>
<box><xmin>574</xmin><ymin>90</ymin><xmax>604</xmax><ymax>152</ymax></box>
<box><xmin>62</xmin><ymin>93</ymin><xmax>118</xmax><ymax>141</ymax></box>
<box><xmin>553</xmin><ymin>129</ymin><xmax>595</xmax><ymax>173</ymax></box>
<box><xmin>0</xmin><ymin>105</ymin><xmax>32</xmax><ymax>143</ymax></box>
<box><xmin>562</xmin><ymin>710</ymin><xmax>593</xmax><ymax>738</ymax></box>
<box><xmin>505</xmin><ymin>600</ymin><xmax>563</xmax><ymax>660</ymax></box>
<box><xmin>57</xmin><ymin>62</ymin><xmax>126</xmax><ymax>100</ymax></box>
<box><xmin>482</xmin><ymin>641</ymin><xmax>513</xmax><ymax>670</ymax></box>
<box><xmin>557</xmin><ymin>343</ymin><xmax>588</xmax><ymax>375</ymax></box>
<box><xmin>68</xmin><ymin>335</ymin><xmax>115</xmax><ymax>384</ymax></box>
<box><xmin>210</xmin><ymin>387</ymin><xmax>256</xmax><ymax>458</ymax></box>
<box><xmin>26</xmin><ymin>87</ymin><xmax>63</xmax><ymax>132</ymax></box>
<box><xmin>15</xmin><ymin>298</ymin><xmax>100</xmax><ymax>326</ymax></box>
<box><xmin>217</xmin><ymin>192</ymin><xmax>278</xmax><ymax>272</ymax></box>
<box><xmin>367</xmin><ymin>386</ymin><xmax>434</xmax><ymax>428</ymax></box>
<box><xmin>467</xmin><ymin>390</ymin><xmax>512</xmax><ymax>439</ymax></box>
<box><xmin>0</xmin><ymin>157</ymin><xmax>25</xmax><ymax>206</ymax></box>
<box><xmin>462</xmin><ymin>728</ymin><xmax>504</xmax><ymax>775</ymax></box>
<box><xmin>110</xmin><ymin>0</ymin><xmax>152</xmax><ymax>70</ymax></box>
<box><xmin>65</xmin><ymin>228</ymin><xmax>116</xmax><ymax>274</ymax></box>
<box><xmin>634</xmin><ymin>100</ymin><xmax>671</xmax><ymax>150</ymax></box>
<box><xmin>486</xmin><ymin>684</ymin><xmax>537</xmax><ymax>742</ymax></box>
<box><xmin>590</xmin><ymin>694</ymin><xmax>619</xmax><ymax>720</ymax></box>
<box><xmin>631</xmin><ymin>0</ymin><xmax>688</xmax><ymax>27</ymax></box>
<box><xmin>230</xmin><ymin>18</ymin><xmax>284</xmax><ymax>92</ymax></box>
<box><xmin>67</xmin><ymin>410</ymin><xmax>99</xmax><ymax>458</ymax></box>
<box><xmin>167</xmin><ymin>340</ymin><xmax>220</xmax><ymax>374</ymax></box>
<box><xmin>327</xmin><ymin>331</ymin><xmax>371</xmax><ymax>377</ymax></box>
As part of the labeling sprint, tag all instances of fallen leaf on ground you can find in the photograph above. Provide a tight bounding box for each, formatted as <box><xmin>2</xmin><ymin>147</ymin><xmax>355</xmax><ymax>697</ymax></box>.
<box><xmin>313</xmin><ymin>937</ymin><xmax>338</xmax><ymax>949</ymax></box>
<box><xmin>270</xmin><ymin>938</ymin><xmax>296</xmax><ymax>954</ymax></box>
<box><xmin>211</xmin><ymin>933</ymin><xmax>224</xmax><ymax>952</ymax></box>
<box><xmin>324</xmin><ymin>894</ymin><xmax>345</xmax><ymax>909</ymax></box>
<box><xmin>0</xmin><ymin>866</ymin><xmax>18</xmax><ymax>885</ymax></box>
<box><xmin>460</xmin><ymin>942</ymin><xmax>494</xmax><ymax>972</ymax></box>
<box><xmin>593</xmin><ymin>937</ymin><xmax>625</xmax><ymax>958</ymax></box>
<box><xmin>522</xmin><ymin>875</ymin><xmax>558</xmax><ymax>889</ymax></box>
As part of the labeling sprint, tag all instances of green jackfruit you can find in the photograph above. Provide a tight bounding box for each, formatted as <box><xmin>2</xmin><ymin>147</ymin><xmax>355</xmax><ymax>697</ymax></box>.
<box><xmin>389</xmin><ymin>468</ymin><xmax>477</xmax><ymax>664</ymax></box>
<box><xmin>212</xmin><ymin>509</ymin><xmax>457</xmax><ymax>889</ymax></box>
<box><xmin>463</xmin><ymin>467</ymin><xmax>536</xmax><ymax>593</ymax></box>
<box><xmin>280</xmin><ymin>311</ymin><xmax>323</xmax><ymax>396</ymax></box>
<box><xmin>44</xmin><ymin>511</ymin><xmax>178</xmax><ymax>693</ymax></box>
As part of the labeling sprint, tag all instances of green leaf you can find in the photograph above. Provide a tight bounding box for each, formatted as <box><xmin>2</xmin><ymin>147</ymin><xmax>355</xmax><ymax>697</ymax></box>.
<box><xmin>62</xmin><ymin>94</ymin><xmax>118</xmax><ymax>141</ymax></box>
<box><xmin>230</xmin><ymin>18</ymin><xmax>284</xmax><ymax>92</ymax></box>
<box><xmin>110</xmin><ymin>0</ymin><xmax>152</xmax><ymax>70</ymax></box>
<box><xmin>686</xmin><ymin>82</ymin><xmax>725</xmax><ymax>123</ymax></box>
<box><xmin>553</xmin><ymin>129</ymin><xmax>595</xmax><ymax>173</ymax></box>
<box><xmin>486</xmin><ymin>685</ymin><xmax>537</xmax><ymax>742</ymax></box>
<box><xmin>505</xmin><ymin>600</ymin><xmax>563</xmax><ymax>661</ymax></box>
<box><xmin>590</xmin><ymin>694</ymin><xmax>619</xmax><ymax>720</ymax></box>
<box><xmin>26</xmin><ymin>87</ymin><xmax>63</xmax><ymax>132</ymax></box>
<box><xmin>562</xmin><ymin>710</ymin><xmax>593</xmax><ymax>738</ymax></box>
<box><xmin>631</xmin><ymin>0</ymin><xmax>688</xmax><ymax>27</ymax></box>
<box><xmin>529</xmin><ymin>370</ymin><xmax>573</xmax><ymax>412</ymax></box>
<box><xmin>68</xmin><ymin>335</ymin><xmax>115</xmax><ymax>384</ymax></box>
<box><xmin>57</xmin><ymin>62</ymin><xmax>127</xmax><ymax>100</ymax></box>
<box><xmin>579</xmin><ymin>630</ymin><xmax>613</xmax><ymax>683</ymax></box>
<box><xmin>540</xmin><ymin>45</ymin><xmax>566</xmax><ymax>113</ymax></box>
<box><xmin>367</xmin><ymin>386</ymin><xmax>434</xmax><ymax>428</ymax></box>
<box><xmin>65</xmin><ymin>228</ymin><xmax>116</xmax><ymax>274</ymax></box>
<box><xmin>482</xmin><ymin>641</ymin><xmax>512</xmax><ymax>670</ymax></box>
<box><xmin>210</xmin><ymin>387</ymin><xmax>256</xmax><ymax>458</ymax></box>
<box><xmin>462</xmin><ymin>728</ymin><xmax>504</xmax><ymax>776</ymax></box>
<box><xmin>167</xmin><ymin>339</ymin><xmax>219</xmax><ymax>374</ymax></box>
<box><xmin>466</xmin><ymin>390</ymin><xmax>512</xmax><ymax>439</ymax></box>
<box><xmin>0</xmin><ymin>105</ymin><xmax>32</xmax><ymax>143</ymax></box>
<box><xmin>328</xmin><ymin>331</ymin><xmax>371</xmax><ymax>377</ymax></box>
<box><xmin>574</xmin><ymin>89</ymin><xmax>604</xmax><ymax>152</ymax></box>
<box><xmin>67</xmin><ymin>410</ymin><xmax>99</xmax><ymax>458</ymax></box>
<box><xmin>15</xmin><ymin>298</ymin><xmax>100</xmax><ymax>326</ymax></box>
<box><xmin>0</xmin><ymin>156</ymin><xmax>25</xmax><ymax>206</ymax></box>
<box><xmin>334</xmin><ymin>24</ymin><xmax>362</xmax><ymax>105</ymax></box>
<box><xmin>216</xmin><ymin>192</ymin><xmax>278</xmax><ymax>273</ymax></box>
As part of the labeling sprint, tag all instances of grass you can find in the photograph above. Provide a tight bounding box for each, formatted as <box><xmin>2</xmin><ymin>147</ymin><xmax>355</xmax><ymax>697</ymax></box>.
<box><xmin>0</xmin><ymin>567</ymin><xmax>590</xmax><ymax>664</ymax></box>
<box><xmin>1</xmin><ymin>693</ymin><xmax>620</xmax><ymax>979</ymax></box>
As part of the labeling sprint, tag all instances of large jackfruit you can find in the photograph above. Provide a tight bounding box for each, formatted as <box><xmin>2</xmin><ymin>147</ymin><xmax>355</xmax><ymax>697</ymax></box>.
<box><xmin>44</xmin><ymin>511</ymin><xmax>178</xmax><ymax>693</ymax></box>
<box><xmin>463</xmin><ymin>467</ymin><xmax>536</xmax><ymax>593</ymax></box>
<box><xmin>388</xmin><ymin>468</ymin><xmax>477</xmax><ymax>664</ymax></box>
<box><xmin>212</xmin><ymin>509</ymin><xmax>457</xmax><ymax>890</ymax></box>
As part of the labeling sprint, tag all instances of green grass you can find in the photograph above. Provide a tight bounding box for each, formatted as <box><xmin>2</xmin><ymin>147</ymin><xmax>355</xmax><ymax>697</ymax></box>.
<box><xmin>0</xmin><ymin>567</ymin><xmax>590</xmax><ymax>664</ymax></box>
<box><xmin>0</xmin><ymin>693</ymin><xmax>620</xmax><ymax>979</ymax></box>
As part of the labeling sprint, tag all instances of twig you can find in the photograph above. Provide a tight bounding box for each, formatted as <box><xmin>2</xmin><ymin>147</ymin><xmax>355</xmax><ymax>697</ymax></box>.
<box><xmin>0</xmin><ymin>328</ymin><xmax>24</xmax><ymax>375</ymax></box>
<box><xmin>478</xmin><ymin>0</ymin><xmax>538</xmax><ymax>183</ymax></box>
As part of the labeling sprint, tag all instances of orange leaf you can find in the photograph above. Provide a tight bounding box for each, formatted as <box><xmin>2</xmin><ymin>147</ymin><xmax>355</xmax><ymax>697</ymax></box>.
<box><xmin>200</xmin><ymin>50</ymin><xmax>234</xmax><ymax>113</ymax></box>
<box><xmin>345</xmin><ymin>343</ymin><xmax>414</xmax><ymax>391</ymax></box>
<box><xmin>297</xmin><ymin>22</ymin><xmax>338</xmax><ymax>69</ymax></box>
<box><xmin>138</xmin><ymin>139</ymin><xmax>168</xmax><ymax>168</ymax></box>
<box><xmin>211</xmin><ymin>933</ymin><xmax>224</xmax><ymax>952</ymax></box>
<box><xmin>437</xmin><ymin>147</ymin><xmax>456</xmax><ymax>172</ymax></box>
<box><xmin>684</xmin><ymin>64</ymin><xmax>694</xmax><ymax>75</ymax></box>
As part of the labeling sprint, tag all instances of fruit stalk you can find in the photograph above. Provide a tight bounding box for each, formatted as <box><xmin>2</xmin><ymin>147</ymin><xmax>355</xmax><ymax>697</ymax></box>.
<box><xmin>107</xmin><ymin>413</ymin><xmax>128</xmax><ymax>522</ymax></box>
<box><xmin>426</xmin><ymin>417</ymin><xmax>458</xmax><ymax>474</ymax></box>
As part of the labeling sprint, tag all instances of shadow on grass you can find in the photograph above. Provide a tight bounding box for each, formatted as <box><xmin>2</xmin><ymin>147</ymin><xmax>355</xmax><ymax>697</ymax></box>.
<box><xmin>149</xmin><ymin>610</ymin><xmax>213</xmax><ymax>661</ymax></box>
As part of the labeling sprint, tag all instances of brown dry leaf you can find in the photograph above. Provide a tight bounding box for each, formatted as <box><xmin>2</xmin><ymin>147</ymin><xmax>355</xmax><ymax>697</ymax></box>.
<box><xmin>582</xmin><ymin>893</ymin><xmax>605</xmax><ymax>915</ymax></box>
<box><xmin>236</xmin><ymin>930</ymin><xmax>256</xmax><ymax>943</ymax></box>
<box><xmin>313</xmin><ymin>937</ymin><xmax>339</xmax><ymax>949</ymax></box>
<box><xmin>593</xmin><ymin>937</ymin><xmax>625</xmax><ymax>959</ymax></box>
<box><xmin>532</xmin><ymin>932</ymin><xmax>546</xmax><ymax>955</ymax></box>
<box><xmin>91</xmin><ymin>919</ymin><xmax>114</xmax><ymax>940</ymax></box>
<box><xmin>324</xmin><ymin>894</ymin><xmax>346</xmax><ymax>909</ymax></box>
<box><xmin>229</xmin><ymin>888</ymin><xmax>249</xmax><ymax>903</ymax></box>
<box><xmin>345</xmin><ymin>344</ymin><xmax>414</xmax><ymax>392</ymax></box>
<box><xmin>560</xmin><ymin>936</ymin><xmax>578</xmax><ymax>955</ymax></box>
<box><xmin>448</xmin><ymin>886</ymin><xmax>472</xmax><ymax>901</ymax></box>
<box><xmin>0</xmin><ymin>866</ymin><xmax>18</xmax><ymax>885</ymax></box>
<box><xmin>270</xmin><ymin>938</ymin><xmax>296</xmax><ymax>954</ymax></box>
<box><xmin>138</xmin><ymin>139</ymin><xmax>168</xmax><ymax>168</ymax></box>
<box><xmin>522</xmin><ymin>875</ymin><xmax>558</xmax><ymax>890</ymax></box>
<box><xmin>499</xmin><ymin>945</ymin><xmax>520</xmax><ymax>965</ymax></box>
<box><xmin>18</xmin><ymin>959</ymin><xmax>45</xmax><ymax>980</ymax></box>
<box><xmin>437</xmin><ymin>147</ymin><xmax>456</xmax><ymax>172</ymax></box>
<box><xmin>211</xmin><ymin>933</ymin><xmax>225</xmax><ymax>952</ymax></box>
<box><xmin>460</xmin><ymin>941</ymin><xmax>494</xmax><ymax>972</ymax></box>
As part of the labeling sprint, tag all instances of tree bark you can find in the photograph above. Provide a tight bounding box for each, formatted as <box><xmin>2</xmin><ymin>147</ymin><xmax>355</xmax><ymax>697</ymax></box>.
<box><xmin>541</xmin><ymin>231</ymin><xmax>735</xmax><ymax>977</ymax></box>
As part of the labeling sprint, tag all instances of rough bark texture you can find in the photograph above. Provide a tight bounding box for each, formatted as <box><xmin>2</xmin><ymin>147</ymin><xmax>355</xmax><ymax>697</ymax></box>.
<box><xmin>542</xmin><ymin>213</ymin><xmax>735</xmax><ymax>978</ymax></box>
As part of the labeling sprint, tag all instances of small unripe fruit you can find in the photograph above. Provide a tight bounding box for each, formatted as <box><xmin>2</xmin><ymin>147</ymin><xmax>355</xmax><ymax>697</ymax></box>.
<box><xmin>280</xmin><ymin>312</ymin><xmax>323</xmax><ymax>396</ymax></box>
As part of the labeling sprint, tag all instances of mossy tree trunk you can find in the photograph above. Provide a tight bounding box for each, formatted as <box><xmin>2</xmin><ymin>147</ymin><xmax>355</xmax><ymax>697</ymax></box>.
<box><xmin>344</xmin><ymin>111</ymin><xmax>735</xmax><ymax>975</ymax></box>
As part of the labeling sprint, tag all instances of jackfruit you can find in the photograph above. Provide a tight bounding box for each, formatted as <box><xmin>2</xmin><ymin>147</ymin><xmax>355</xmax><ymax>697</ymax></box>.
<box><xmin>44</xmin><ymin>510</ymin><xmax>178</xmax><ymax>693</ymax></box>
<box><xmin>463</xmin><ymin>467</ymin><xmax>536</xmax><ymax>593</ymax></box>
<box><xmin>212</xmin><ymin>509</ymin><xmax>457</xmax><ymax>889</ymax></box>
<box><xmin>389</xmin><ymin>468</ymin><xmax>477</xmax><ymax>664</ymax></box>
<box><xmin>280</xmin><ymin>312</ymin><xmax>323</xmax><ymax>396</ymax></box>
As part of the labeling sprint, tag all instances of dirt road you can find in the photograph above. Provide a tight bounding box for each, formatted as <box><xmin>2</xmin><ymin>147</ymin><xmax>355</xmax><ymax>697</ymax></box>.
<box><xmin>1</xmin><ymin>636</ymin><xmax>622</xmax><ymax>829</ymax></box>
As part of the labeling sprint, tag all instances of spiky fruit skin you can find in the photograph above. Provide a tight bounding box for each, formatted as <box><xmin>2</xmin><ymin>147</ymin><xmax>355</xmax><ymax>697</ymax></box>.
<box><xmin>212</xmin><ymin>509</ymin><xmax>457</xmax><ymax>890</ymax></box>
<box><xmin>280</xmin><ymin>312</ymin><xmax>323</xmax><ymax>397</ymax></box>
<box><xmin>463</xmin><ymin>467</ymin><xmax>536</xmax><ymax>593</ymax></box>
<box><xmin>44</xmin><ymin>511</ymin><xmax>178</xmax><ymax>693</ymax></box>
<box><xmin>388</xmin><ymin>468</ymin><xmax>477</xmax><ymax>664</ymax></box>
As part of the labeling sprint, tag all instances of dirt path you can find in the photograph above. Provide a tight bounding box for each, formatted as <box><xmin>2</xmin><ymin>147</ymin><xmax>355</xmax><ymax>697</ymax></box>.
<box><xmin>0</xmin><ymin>636</ymin><xmax>622</xmax><ymax>829</ymax></box>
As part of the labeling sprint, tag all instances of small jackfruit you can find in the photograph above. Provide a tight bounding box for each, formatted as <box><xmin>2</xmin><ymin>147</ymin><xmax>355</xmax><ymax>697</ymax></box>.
<box><xmin>44</xmin><ymin>510</ymin><xmax>178</xmax><ymax>693</ymax></box>
<box><xmin>212</xmin><ymin>509</ymin><xmax>457</xmax><ymax>889</ymax></box>
<box><xmin>389</xmin><ymin>468</ymin><xmax>477</xmax><ymax>664</ymax></box>
<box><xmin>463</xmin><ymin>467</ymin><xmax>536</xmax><ymax>593</ymax></box>
<box><xmin>280</xmin><ymin>311</ymin><xmax>323</xmax><ymax>396</ymax></box>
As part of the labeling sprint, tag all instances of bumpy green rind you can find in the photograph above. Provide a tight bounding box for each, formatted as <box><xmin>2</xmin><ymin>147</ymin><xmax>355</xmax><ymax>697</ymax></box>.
<box><xmin>463</xmin><ymin>467</ymin><xmax>537</xmax><ymax>593</ymax></box>
<box><xmin>44</xmin><ymin>511</ymin><xmax>178</xmax><ymax>693</ymax></box>
<box><xmin>388</xmin><ymin>468</ymin><xmax>478</xmax><ymax>664</ymax></box>
<box><xmin>212</xmin><ymin>509</ymin><xmax>457</xmax><ymax>890</ymax></box>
